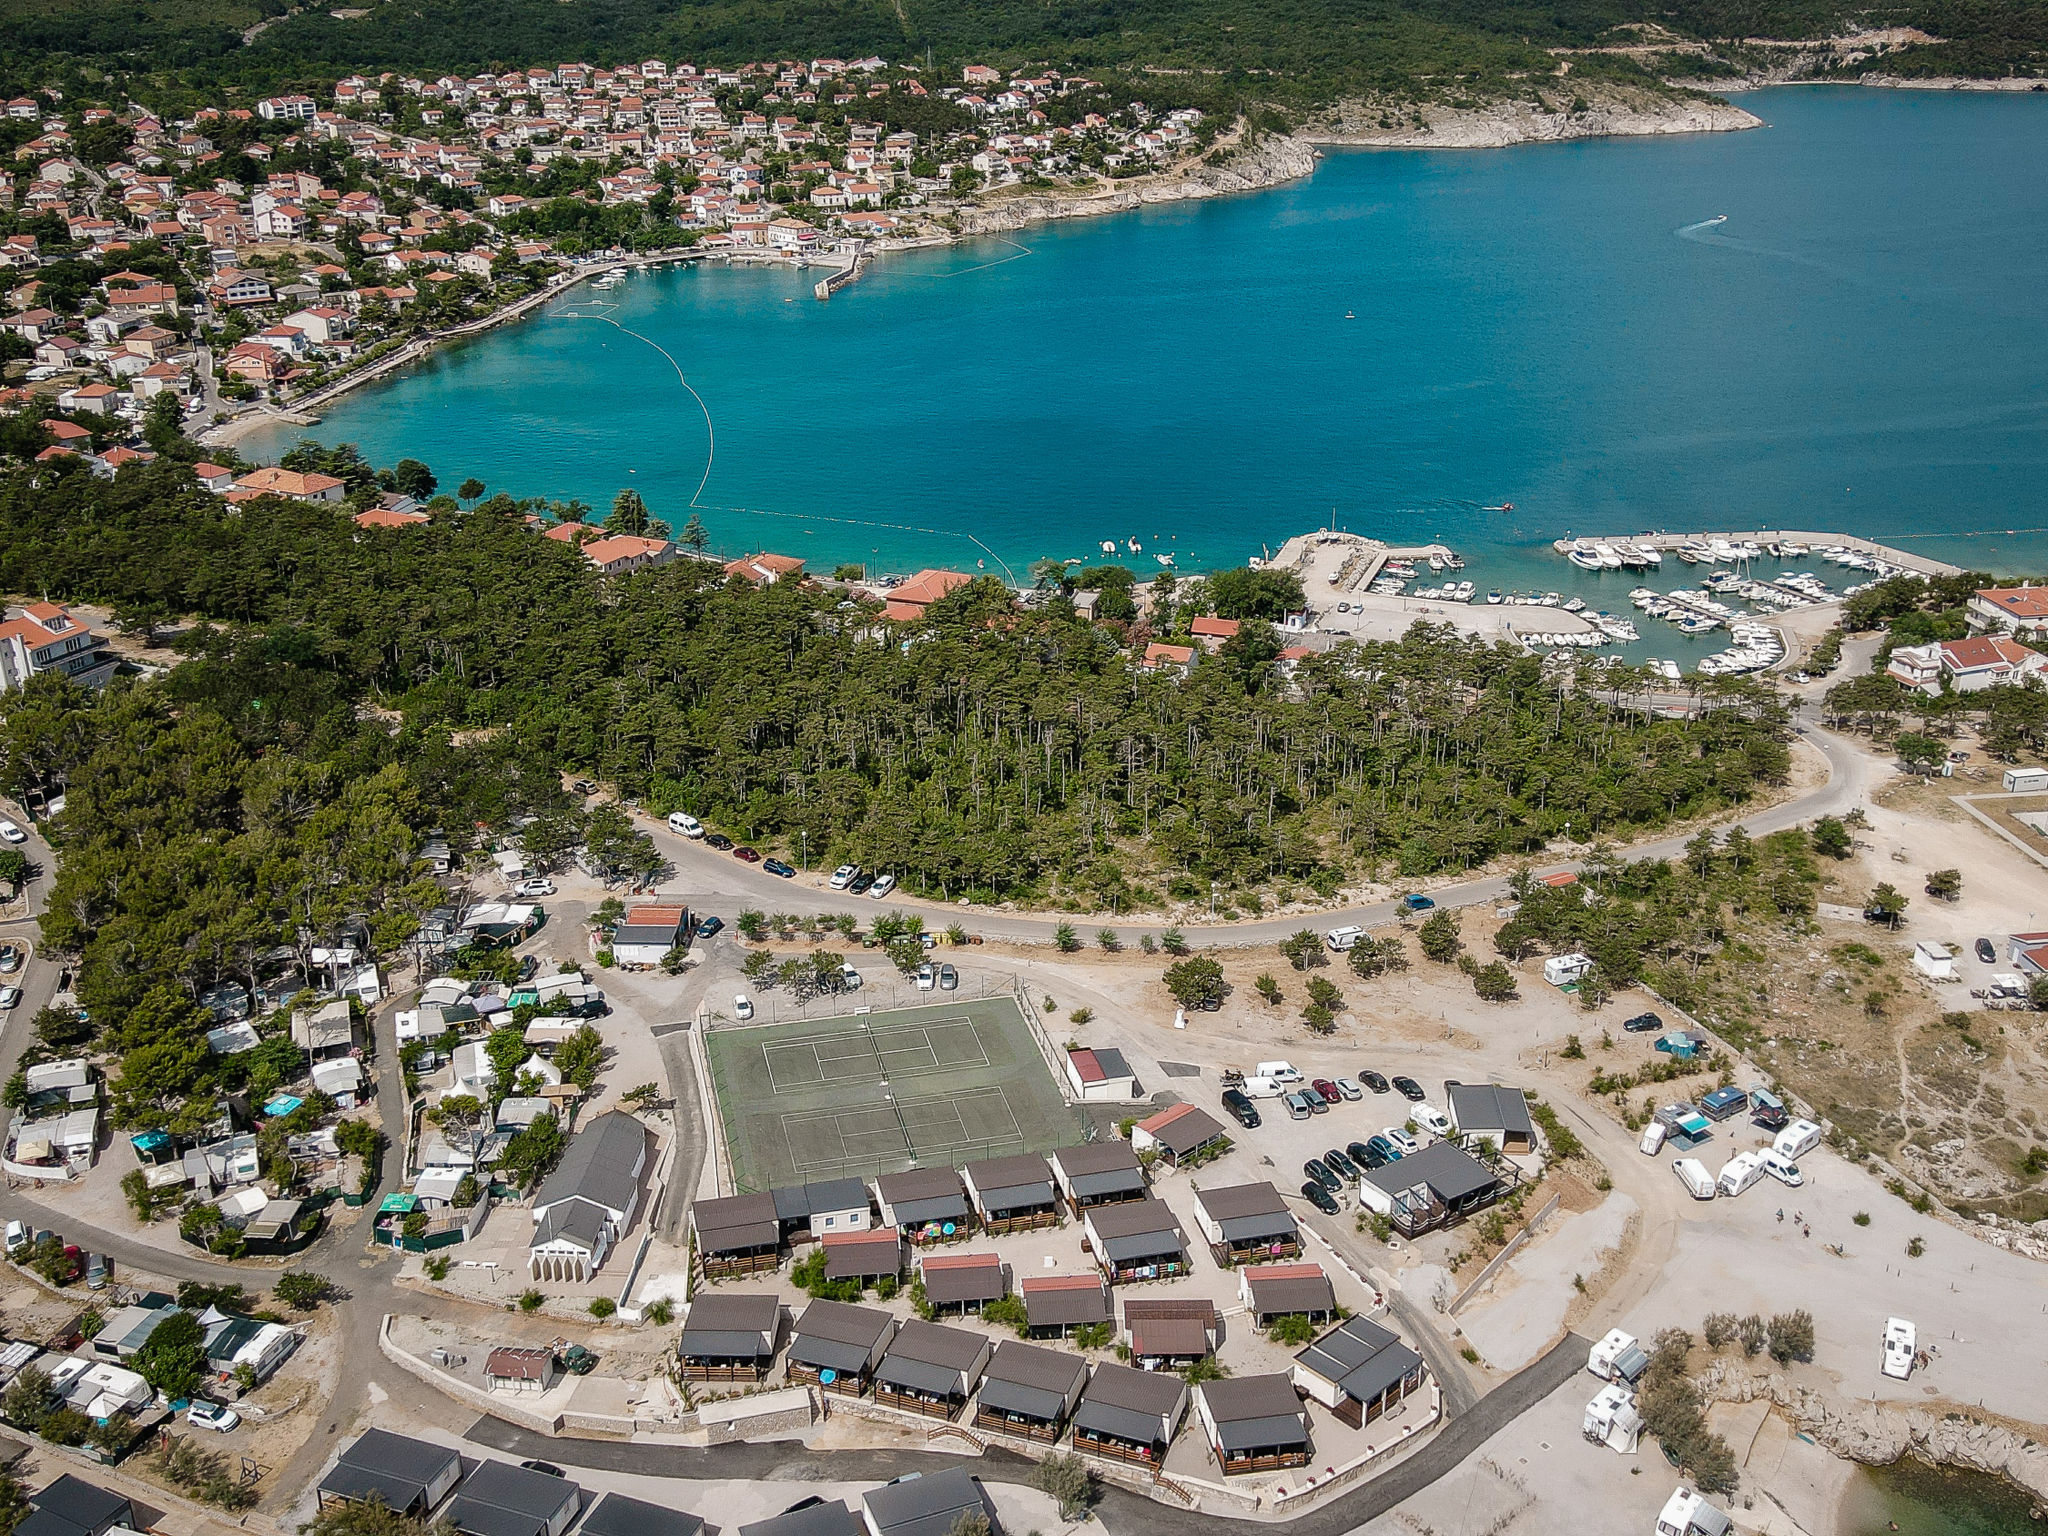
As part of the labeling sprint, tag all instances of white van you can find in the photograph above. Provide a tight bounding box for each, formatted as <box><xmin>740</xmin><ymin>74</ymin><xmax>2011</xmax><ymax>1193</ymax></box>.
<box><xmin>667</xmin><ymin>812</ymin><xmax>704</xmax><ymax>838</ymax></box>
<box><xmin>1774</xmin><ymin>1119</ymin><xmax>1822</xmax><ymax>1160</ymax></box>
<box><xmin>1412</xmin><ymin>1103</ymin><xmax>1452</xmax><ymax>1138</ymax></box>
<box><xmin>1638</xmin><ymin>1122</ymin><xmax>1667</xmax><ymax>1158</ymax></box>
<box><xmin>1325</xmin><ymin>925</ymin><xmax>1365</xmax><ymax>952</ymax></box>
<box><xmin>1256</xmin><ymin>1060</ymin><xmax>1304</xmax><ymax>1085</ymax></box>
<box><xmin>1717</xmin><ymin>1151</ymin><xmax>1766</xmax><ymax>1198</ymax></box>
<box><xmin>1672</xmin><ymin>1157</ymin><xmax>1716</xmax><ymax>1200</ymax></box>
<box><xmin>1241</xmin><ymin>1076</ymin><xmax>1285</xmax><ymax>1100</ymax></box>
<box><xmin>1760</xmin><ymin>1149</ymin><xmax>1804</xmax><ymax>1187</ymax></box>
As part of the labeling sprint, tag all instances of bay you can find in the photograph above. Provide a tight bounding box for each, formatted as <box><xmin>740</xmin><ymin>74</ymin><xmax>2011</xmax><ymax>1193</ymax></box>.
<box><xmin>243</xmin><ymin>87</ymin><xmax>2048</xmax><ymax>590</ymax></box>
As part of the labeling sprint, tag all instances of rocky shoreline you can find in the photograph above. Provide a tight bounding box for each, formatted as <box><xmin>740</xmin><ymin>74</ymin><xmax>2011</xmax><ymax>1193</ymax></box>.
<box><xmin>1698</xmin><ymin>1357</ymin><xmax>2048</xmax><ymax>1507</ymax></box>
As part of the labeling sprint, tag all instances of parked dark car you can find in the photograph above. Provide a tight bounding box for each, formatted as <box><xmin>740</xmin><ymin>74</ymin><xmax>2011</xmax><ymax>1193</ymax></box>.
<box><xmin>764</xmin><ymin>858</ymin><xmax>797</xmax><ymax>878</ymax></box>
<box><xmin>1622</xmin><ymin>1012</ymin><xmax>1664</xmax><ymax>1033</ymax></box>
<box><xmin>1346</xmin><ymin>1140</ymin><xmax>1377</xmax><ymax>1168</ymax></box>
<box><xmin>1392</xmin><ymin>1076</ymin><xmax>1426</xmax><ymax>1101</ymax></box>
<box><xmin>1300</xmin><ymin>1181</ymin><xmax>1341</xmax><ymax>1216</ymax></box>
<box><xmin>1322</xmin><ymin>1147</ymin><xmax>1359</xmax><ymax>1180</ymax></box>
<box><xmin>1304</xmin><ymin>1158</ymin><xmax>1340</xmax><ymax>1191</ymax></box>
<box><xmin>733</xmin><ymin>846</ymin><xmax>762</xmax><ymax>862</ymax></box>
<box><xmin>704</xmin><ymin>833</ymin><xmax>735</xmax><ymax>851</ymax></box>
<box><xmin>1400</xmin><ymin>893</ymin><xmax>1435</xmax><ymax>912</ymax></box>
<box><xmin>693</xmin><ymin>916</ymin><xmax>724</xmax><ymax>939</ymax></box>
<box><xmin>1364</xmin><ymin>1135</ymin><xmax>1402</xmax><ymax>1164</ymax></box>
<box><xmin>1359</xmin><ymin>1069</ymin><xmax>1390</xmax><ymax>1094</ymax></box>
<box><xmin>1221</xmin><ymin>1089</ymin><xmax>1260</xmax><ymax>1129</ymax></box>
<box><xmin>847</xmin><ymin>872</ymin><xmax>876</xmax><ymax>894</ymax></box>
<box><xmin>1311</xmin><ymin>1078</ymin><xmax>1342</xmax><ymax>1105</ymax></box>
<box><xmin>521</xmin><ymin>1461</ymin><xmax>566</xmax><ymax>1478</ymax></box>
<box><xmin>1976</xmin><ymin>937</ymin><xmax>1997</xmax><ymax>963</ymax></box>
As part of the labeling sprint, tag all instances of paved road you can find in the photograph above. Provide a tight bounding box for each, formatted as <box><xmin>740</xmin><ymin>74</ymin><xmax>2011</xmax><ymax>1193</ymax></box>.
<box><xmin>463</xmin><ymin>1330</ymin><xmax>1591</xmax><ymax>1534</ymax></box>
<box><xmin>635</xmin><ymin>722</ymin><xmax>1863</xmax><ymax>947</ymax></box>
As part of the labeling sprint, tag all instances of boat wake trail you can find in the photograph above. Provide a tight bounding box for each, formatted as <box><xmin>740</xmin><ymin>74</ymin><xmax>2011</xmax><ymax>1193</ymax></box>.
<box><xmin>1676</xmin><ymin>215</ymin><xmax>1729</xmax><ymax>240</ymax></box>
<box><xmin>549</xmin><ymin>308</ymin><xmax>715</xmax><ymax>507</ymax></box>
<box><xmin>1675</xmin><ymin>215</ymin><xmax>1856</xmax><ymax>286</ymax></box>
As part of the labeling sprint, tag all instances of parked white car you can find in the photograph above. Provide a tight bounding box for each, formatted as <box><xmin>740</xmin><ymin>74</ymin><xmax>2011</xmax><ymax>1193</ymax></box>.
<box><xmin>914</xmin><ymin>963</ymin><xmax>935</xmax><ymax>991</ymax></box>
<box><xmin>1381</xmin><ymin>1127</ymin><xmax>1419</xmax><ymax>1157</ymax></box>
<box><xmin>0</xmin><ymin>819</ymin><xmax>25</xmax><ymax>844</ymax></box>
<box><xmin>512</xmin><ymin>877</ymin><xmax>556</xmax><ymax>898</ymax></box>
<box><xmin>733</xmin><ymin>994</ymin><xmax>754</xmax><ymax>1020</ymax></box>
<box><xmin>188</xmin><ymin>1401</ymin><xmax>240</xmax><ymax>1433</ymax></box>
<box><xmin>870</xmin><ymin>874</ymin><xmax>897</xmax><ymax>898</ymax></box>
<box><xmin>0</xmin><ymin>986</ymin><xmax>20</xmax><ymax>1012</ymax></box>
<box><xmin>829</xmin><ymin>864</ymin><xmax>860</xmax><ymax>890</ymax></box>
<box><xmin>1333</xmin><ymin>1077</ymin><xmax>1363</xmax><ymax>1102</ymax></box>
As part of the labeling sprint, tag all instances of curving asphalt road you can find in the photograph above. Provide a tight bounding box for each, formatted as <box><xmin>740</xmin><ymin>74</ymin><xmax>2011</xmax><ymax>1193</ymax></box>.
<box><xmin>630</xmin><ymin>719</ymin><xmax>1864</xmax><ymax>947</ymax></box>
<box><xmin>462</xmin><ymin>1331</ymin><xmax>1590</xmax><ymax>1535</ymax></box>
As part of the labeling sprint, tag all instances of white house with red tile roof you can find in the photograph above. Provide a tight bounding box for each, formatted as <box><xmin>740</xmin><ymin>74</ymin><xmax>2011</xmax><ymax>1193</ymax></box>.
<box><xmin>724</xmin><ymin>551</ymin><xmax>805</xmax><ymax>586</ymax></box>
<box><xmin>1969</xmin><ymin>585</ymin><xmax>2048</xmax><ymax>638</ymax></box>
<box><xmin>354</xmin><ymin>505</ymin><xmax>430</xmax><ymax>529</ymax></box>
<box><xmin>1938</xmin><ymin>635</ymin><xmax>2046</xmax><ymax>691</ymax></box>
<box><xmin>191</xmin><ymin>462</ymin><xmax>236</xmax><ymax>494</ymax></box>
<box><xmin>580</xmin><ymin>535</ymin><xmax>675</xmax><ymax>575</ymax></box>
<box><xmin>0</xmin><ymin>602</ymin><xmax>116</xmax><ymax>691</ymax></box>
<box><xmin>1189</xmin><ymin>615</ymin><xmax>1240</xmax><ymax>653</ymax></box>
<box><xmin>233</xmin><ymin>466</ymin><xmax>346</xmax><ymax>502</ymax></box>
<box><xmin>1141</xmin><ymin>642</ymin><xmax>1196</xmax><ymax>677</ymax></box>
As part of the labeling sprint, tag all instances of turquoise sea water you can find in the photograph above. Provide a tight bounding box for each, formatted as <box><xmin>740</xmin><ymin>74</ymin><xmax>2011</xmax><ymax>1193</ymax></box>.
<box><xmin>245</xmin><ymin>87</ymin><xmax>2048</xmax><ymax>589</ymax></box>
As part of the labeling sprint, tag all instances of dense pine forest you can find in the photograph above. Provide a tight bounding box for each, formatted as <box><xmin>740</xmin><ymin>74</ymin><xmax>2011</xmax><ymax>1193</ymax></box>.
<box><xmin>0</xmin><ymin>457</ymin><xmax>1794</xmax><ymax>1052</ymax></box>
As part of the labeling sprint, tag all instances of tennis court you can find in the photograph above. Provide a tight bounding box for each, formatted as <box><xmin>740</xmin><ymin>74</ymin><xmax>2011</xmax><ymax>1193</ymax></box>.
<box><xmin>705</xmin><ymin>995</ymin><xmax>1083</xmax><ymax>1192</ymax></box>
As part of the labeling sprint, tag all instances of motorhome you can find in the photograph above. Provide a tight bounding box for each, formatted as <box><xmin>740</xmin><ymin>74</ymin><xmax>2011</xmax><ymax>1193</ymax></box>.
<box><xmin>1672</xmin><ymin>1158</ymin><xmax>1716</xmax><ymax>1200</ymax></box>
<box><xmin>667</xmin><ymin>812</ymin><xmax>704</xmax><ymax>838</ymax></box>
<box><xmin>1587</xmin><ymin>1329</ymin><xmax>1650</xmax><ymax>1384</ymax></box>
<box><xmin>1774</xmin><ymin>1119</ymin><xmax>1822</xmax><ymax>1160</ymax></box>
<box><xmin>1716</xmin><ymin>1152</ymin><xmax>1766</xmax><ymax>1198</ymax></box>
<box><xmin>1582</xmin><ymin>1382</ymin><xmax>1642</xmax><ymax>1453</ymax></box>
<box><xmin>1881</xmin><ymin>1318</ymin><xmax>1916</xmax><ymax>1380</ymax></box>
<box><xmin>1543</xmin><ymin>952</ymin><xmax>1594</xmax><ymax>987</ymax></box>
<box><xmin>1324</xmin><ymin>926</ymin><xmax>1364</xmax><ymax>952</ymax></box>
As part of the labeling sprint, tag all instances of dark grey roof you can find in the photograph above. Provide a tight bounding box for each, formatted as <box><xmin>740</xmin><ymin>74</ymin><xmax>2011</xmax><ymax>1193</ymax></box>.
<box><xmin>1067</xmin><ymin>1166</ymin><xmax>1149</xmax><ymax>1199</ymax></box>
<box><xmin>692</xmin><ymin>1192</ymin><xmax>779</xmax><ymax>1252</ymax></box>
<box><xmin>884</xmin><ymin>1319</ymin><xmax>990</xmax><ymax>1371</ymax></box>
<box><xmin>612</xmin><ymin>923</ymin><xmax>682</xmax><ymax>949</ymax></box>
<box><xmin>1446</xmin><ymin>1083</ymin><xmax>1533</xmax><ymax>1138</ymax></box>
<box><xmin>1051</xmin><ymin>1143</ymin><xmax>1143</xmax><ymax>1178</ymax></box>
<box><xmin>822</xmin><ymin>1230</ymin><xmax>903</xmax><ymax>1279</ymax></box>
<box><xmin>1293</xmin><ymin>1315</ymin><xmax>1424</xmax><ymax>1405</ymax></box>
<box><xmin>862</xmin><ymin>1467</ymin><xmax>992</xmax><ymax>1536</ymax></box>
<box><xmin>964</xmin><ymin>1154</ymin><xmax>1054</xmax><ymax>1211</ymax></box>
<box><xmin>682</xmin><ymin>1292</ymin><xmax>780</xmax><ymax>1337</ymax></box>
<box><xmin>1085</xmin><ymin>1197</ymin><xmax>1181</xmax><ymax>1251</ymax></box>
<box><xmin>791</xmin><ymin>1299</ymin><xmax>893</xmax><ymax>1370</ymax></box>
<box><xmin>874</xmin><ymin>1355</ymin><xmax>965</xmax><ymax>1396</ymax></box>
<box><xmin>920</xmin><ymin>1257</ymin><xmax>1006</xmax><ymax>1305</ymax></box>
<box><xmin>1074</xmin><ymin>1363</ymin><xmax>1185</xmax><ymax>1444</ymax></box>
<box><xmin>531</xmin><ymin>1110</ymin><xmax>646</xmax><ymax>1217</ymax></box>
<box><xmin>447</xmin><ymin>1461</ymin><xmax>581</xmax><ymax>1536</ymax></box>
<box><xmin>1243</xmin><ymin>1269</ymin><xmax>1336</xmax><ymax>1315</ymax></box>
<box><xmin>739</xmin><ymin>1503</ymin><xmax>863</xmax><ymax>1536</ymax></box>
<box><xmin>772</xmin><ymin>1178</ymin><xmax>872</xmax><ymax>1221</ymax></box>
<box><xmin>1142</xmin><ymin>1106</ymin><xmax>1227</xmax><ymax>1155</ymax></box>
<box><xmin>877</xmin><ymin>1167</ymin><xmax>965</xmax><ymax>1205</ymax></box>
<box><xmin>977</xmin><ymin>1340</ymin><xmax>1086</xmax><ymax>1422</ymax></box>
<box><xmin>533</xmin><ymin>1200</ymin><xmax>606</xmax><ymax>1250</ymax></box>
<box><xmin>1083</xmin><ymin>1047</ymin><xmax>1131</xmax><ymax>1078</ymax></box>
<box><xmin>1217</xmin><ymin>1210</ymin><xmax>1299</xmax><ymax>1244</ymax></box>
<box><xmin>1196</xmin><ymin>1182</ymin><xmax>1289</xmax><ymax>1221</ymax></box>
<box><xmin>1199</xmin><ymin>1375</ymin><xmax>1306</xmax><ymax>1447</ymax></box>
<box><xmin>1098</xmin><ymin>1230</ymin><xmax>1184</xmax><ymax>1264</ymax></box>
<box><xmin>334</xmin><ymin>1429</ymin><xmax>462</xmax><ymax>1486</ymax></box>
<box><xmin>580</xmin><ymin>1493</ymin><xmax>705</xmax><ymax>1536</ymax></box>
<box><xmin>1360</xmin><ymin>1141</ymin><xmax>1502</xmax><ymax>1204</ymax></box>
<box><xmin>25</xmin><ymin>1477</ymin><xmax>130</xmax><ymax>1536</ymax></box>
<box><xmin>316</xmin><ymin>1465</ymin><xmax>431</xmax><ymax>1513</ymax></box>
<box><xmin>1021</xmin><ymin>1277</ymin><xmax>1111</xmax><ymax>1328</ymax></box>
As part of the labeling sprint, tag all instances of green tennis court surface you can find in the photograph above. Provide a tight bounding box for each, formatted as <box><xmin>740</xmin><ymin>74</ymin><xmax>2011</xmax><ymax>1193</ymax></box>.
<box><xmin>704</xmin><ymin>995</ymin><xmax>1083</xmax><ymax>1191</ymax></box>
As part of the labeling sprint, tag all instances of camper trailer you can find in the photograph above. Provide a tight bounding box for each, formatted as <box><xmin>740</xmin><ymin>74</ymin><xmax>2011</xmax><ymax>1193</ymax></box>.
<box><xmin>1672</xmin><ymin>1158</ymin><xmax>1716</xmax><ymax>1200</ymax></box>
<box><xmin>1774</xmin><ymin>1120</ymin><xmax>1822</xmax><ymax>1160</ymax></box>
<box><xmin>1716</xmin><ymin>1152</ymin><xmax>1766</xmax><ymax>1199</ymax></box>
<box><xmin>1582</xmin><ymin>1382</ymin><xmax>1642</xmax><ymax>1453</ymax></box>
<box><xmin>1324</xmin><ymin>926</ymin><xmax>1364</xmax><ymax>952</ymax></box>
<box><xmin>1638</xmin><ymin>1122</ymin><xmax>1667</xmax><ymax>1157</ymax></box>
<box><xmin>1881</xmin><ymin>1318</ymin><xmax>1916</xmax><ymax>1381</ymax></box>
<box><xmin>1586</xmin><ymin>1329</ymin><xmax>1650</xmax><ymax>1385</ymax></box>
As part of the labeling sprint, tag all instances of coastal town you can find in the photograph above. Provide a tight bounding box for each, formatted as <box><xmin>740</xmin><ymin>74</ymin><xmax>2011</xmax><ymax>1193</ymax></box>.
<box><xmin>0</xmin><ymin>57</ymin><xmax>1217</xmax><ymax>455</ymax></box>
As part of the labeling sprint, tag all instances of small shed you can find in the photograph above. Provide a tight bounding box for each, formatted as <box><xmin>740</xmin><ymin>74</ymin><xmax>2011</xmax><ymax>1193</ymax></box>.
<box><xmin>1063</xmin><ymin>1047</ymin><xmax>1136</xmax><ymax>1102</ymax></box>
<box><xmin>483</xmin><ymin>1346</ymin><xmax>559</xmax><ymax>1395</ymax></box>
<box><xmin>1445</xmin><ymin>1083</ymin><xmax>1535</xmax><ymax>1154</ymax></box>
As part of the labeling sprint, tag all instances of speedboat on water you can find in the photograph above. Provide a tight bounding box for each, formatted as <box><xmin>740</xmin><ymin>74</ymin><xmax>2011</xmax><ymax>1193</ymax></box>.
<box><xmin>1567</xmin><ymin>545</ymin><xmax>1605</xmax><ymax>572</ymax></box>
